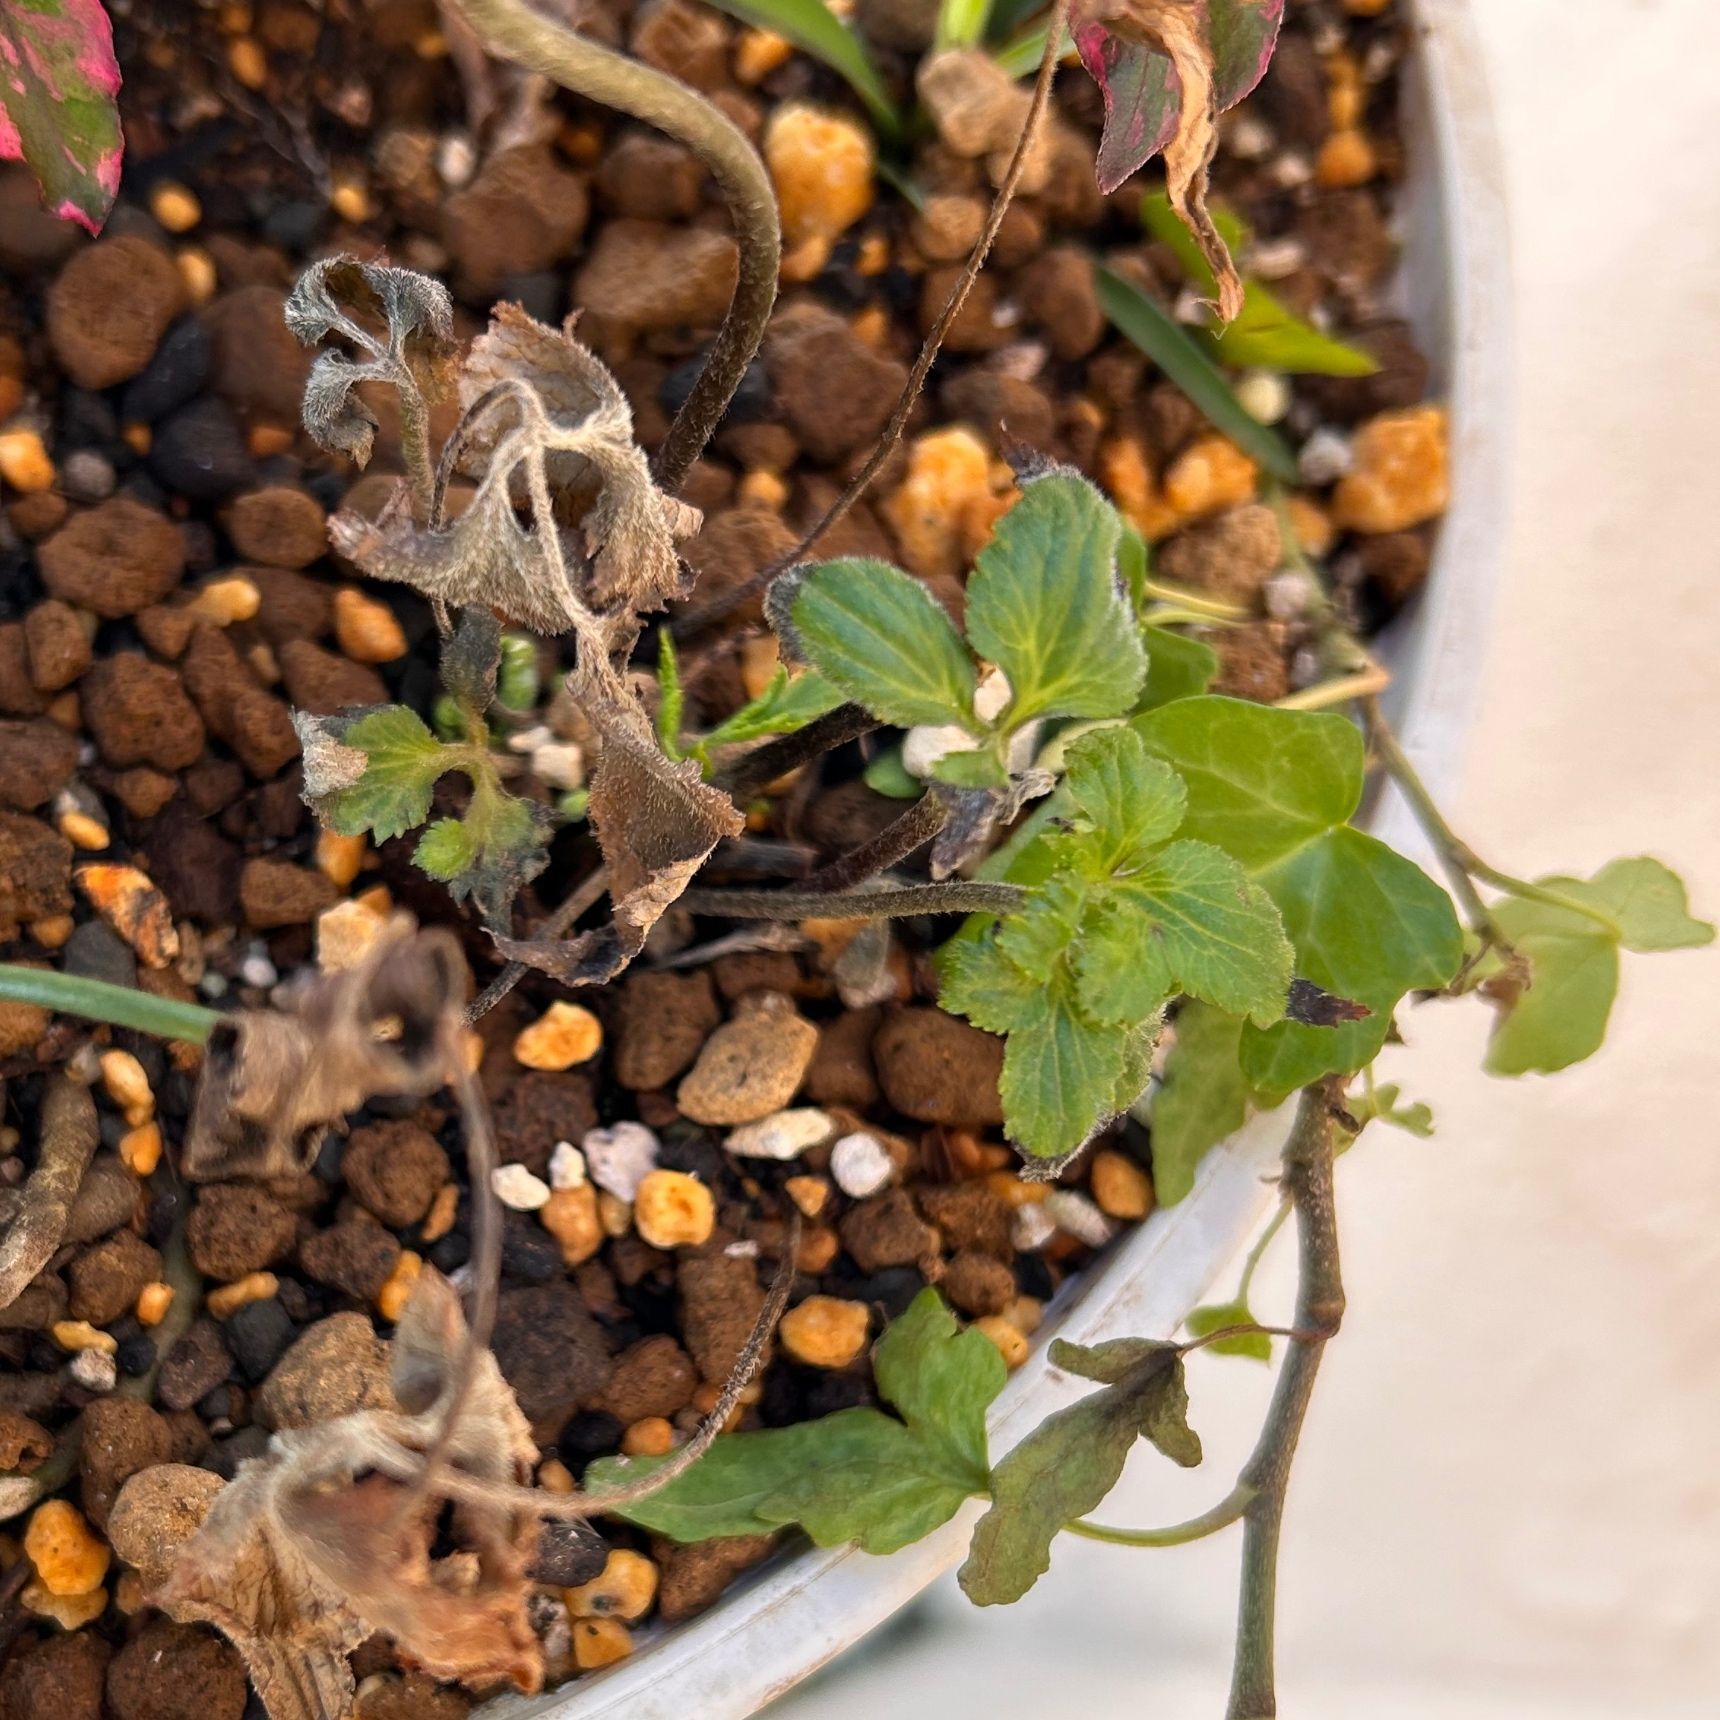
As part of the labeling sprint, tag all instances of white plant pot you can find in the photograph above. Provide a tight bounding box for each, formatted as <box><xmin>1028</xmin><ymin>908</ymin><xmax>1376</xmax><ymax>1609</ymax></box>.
<box><xmin>489</xmin><ymin>3</ymin><xmax>1510</xmax><ymax>1713</ymax></box>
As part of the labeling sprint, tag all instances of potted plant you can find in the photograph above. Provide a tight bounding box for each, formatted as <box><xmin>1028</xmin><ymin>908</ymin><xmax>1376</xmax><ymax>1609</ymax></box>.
<box><xmin>0</xmin><ymin>3</ymin><xmax>1703</xmax><ymax>1719</ymax></box>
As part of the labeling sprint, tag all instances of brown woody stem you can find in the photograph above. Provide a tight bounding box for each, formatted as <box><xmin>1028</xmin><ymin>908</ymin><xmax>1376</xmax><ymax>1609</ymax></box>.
<box><xmin>715</xmin><ymin>702</ymin><xmax>879</xmax><ymax>802</ymax></box>
<box><xmin>1226</xmin><ymin>1079</ymin><xmax>1347</xmax><ymax>1720</ymax></box>
<box><xmin>0</xmin><ymin>1077</ymin><xmax>97</xmax><ymax>1312</ymax></box>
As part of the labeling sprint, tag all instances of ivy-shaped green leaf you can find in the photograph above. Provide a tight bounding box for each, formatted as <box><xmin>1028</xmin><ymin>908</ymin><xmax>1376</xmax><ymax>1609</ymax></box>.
<box><xmin>588</xmin><ymin>1290</ymin><xmax>1003</xmax><ymax>1552</ymax></box>
<box><xmin>1133</xmin><ymin>697</ymin><xmax>1463</xmax><ymax>1098</ymax></box>
<box><xmin>1137</xmin><ymin>625</ymin><xmax>1220</xmax><ymax>711</ymax></box>
<box><xmin>963</xmin><ymin>472</ymin><xmax>1146</xmax><ymax>725</ymax></box>
<box><xmin>1184</xmin><ymin>1300</ymin><xmax>1271</xmax><ymax>1362</ymax></box>
<box><xmin>784</xmin><ymin>558</ymin><xmax>979</xmax><ymax>731</ymax></box>
<box><xmin>1349</xmin><ymin>1078</ymin><xmax>1434</xmax><ymax>1138</ymax></box>
<box><xmin>1482</xmin><ymin>857</ymin><xmax>1712</xmax><ymax>1076</ymax></box>
<box><xmin>958</xmin><ymin>1338</ymin><xmax>1200</xmax><ymax>1605</ymax></box>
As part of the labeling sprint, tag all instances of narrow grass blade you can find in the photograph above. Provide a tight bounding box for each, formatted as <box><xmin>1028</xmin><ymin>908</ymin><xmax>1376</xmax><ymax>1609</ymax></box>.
<box><xmin>708</xmin><ymin>0</ymin><xmax>904</xmax><ymax>137</ymax></box>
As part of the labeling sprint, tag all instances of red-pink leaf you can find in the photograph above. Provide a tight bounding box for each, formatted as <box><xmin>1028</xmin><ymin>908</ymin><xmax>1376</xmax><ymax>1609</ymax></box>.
<box><xmin>1076</xmin><ymin>0</ymin><xmax>1283</xmax><ymax>194</ymax></box>
<box><xmin>0</xmin><ymin>0</ymin><xmax>123</xmax><ymax>235</ymax></box>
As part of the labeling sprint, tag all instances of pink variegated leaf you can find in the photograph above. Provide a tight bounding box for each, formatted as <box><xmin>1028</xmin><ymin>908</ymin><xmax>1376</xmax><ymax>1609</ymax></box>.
<box><xmin>1073</xmin><ymin>0</ymin><xmax>1282</xmax><ymax>322</ymax></box>
<box><xmin>0</xmin><ymin>0</ymin><xmax>123</xmax><ymax>235</ymax></box>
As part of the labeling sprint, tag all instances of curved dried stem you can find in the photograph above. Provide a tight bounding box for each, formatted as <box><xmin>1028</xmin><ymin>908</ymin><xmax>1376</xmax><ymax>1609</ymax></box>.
<box><xmin>449</xmin><ymin>0</ymin><xmax>781</xmax><ymax>492</ymax></box>
<box><xmin>681</xmin><ymin>880</ymin><xmax>1027</xmax><ymax>920</ymax></box>
<box><xmin>0</xmin><ymin>1076</ymin><xmax>98</xmax><ymax>1312</ymax></box>
<box><xmin>801</xmin><ymin>793</ymin><xmax>949</xmax><ymax>893</ymax></box>
<box><xmin>466</xmin><ymin>864</ymin><xmax>612</xmax><ymax>1024</ymax></box>
<box><xmin>670</xmin><ymin>0</ymin><xmax>1074</xmax><ymax>637</ymax></box>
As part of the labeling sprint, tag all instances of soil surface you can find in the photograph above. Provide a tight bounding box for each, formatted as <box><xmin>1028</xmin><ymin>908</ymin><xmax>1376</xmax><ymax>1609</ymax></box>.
<box><xmin>0</xmin><ymin>0</ymin><xmax>1446</xmax><ymax>1712</ymax></box>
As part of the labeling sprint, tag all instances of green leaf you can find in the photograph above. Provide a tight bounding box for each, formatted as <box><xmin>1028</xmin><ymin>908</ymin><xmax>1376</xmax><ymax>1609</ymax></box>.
<box><xmin>413</xmin><ymin>817</ymin><xmax>475</xmax><ymax>881</ymax></box>
<box><xmin>1569</xmin><ymin>856</ymin><xmax>1714</xmax><ymax>953</ymax></box>
<box><xmin>1149</xmin><ymin>1003</ymin><xmax>1250</xmax><ymax>1205</ymax></box>
<box><xmin>1185</xmin><ymin>1300</ymin><xmax>1271</xmax><ymax>1362</ymax></box>
<box><xmin>937</xmin><ymin>936</ymin><xmax>1044</xmax><ymax>1034</ymax></box>
<box><xmin>1095</xmin><ymin>264</ymin><xmax>1299</xmax><ymax>485</ymax></box>
<box><xmin>995</xmin><ymin>872</ymin><xmax>1088</xmax><ymax>980</ymax></box>
<box><xmin>871</xmin><ymin>1288</ymin><xmax>1006</xmax><ymax>1483</ymax></box>
<box><xmin>590</xmin><ymin>1289</ymin><xmax>1002</xmax><ymax>1552</ymax></box>
<box><xmin>1350</xmin><ymin>1079</ymin><xmax>1434</xmax><ymax>1138</ymax></box>
<box><xmin>1140</xmin><ymin>191</ymin><xmax>1380</xmax><ymax>377</ymax></box>
<box><xmin>1091</xmin><ymin>842</ymin><xmax>1294</xmax><ymax>1027</ymax></box>
<box><xmin>697</xmin><ymin>667</ymin><xmax>845</xmax><ymax>760</ymax></box>
<box><xmin>437</xmin><ymin>789</ymin><xmax>551</xmax><ymax>929</ymax></box>
<box><xmin>1137</xmin><ymin>626</ymin><xmax>1219</xmax><ymax>711</ymax></box>
<box><xmin>963</xmin><ymin>474</ymin><xmax>1146</xmax><ymax>725</ymax></box>
<box><xmin>705</xmin><ymin>0</ymin><xmax>903</xmax><ymax>136</ymax></box>
<box><xmin>1131</xmin><ymin>697</ymin><xmax>1363</xmax><ymax>870</ymax></box>
<box><xmin>959</xmin><ymin>1343</ymin><xmax>1198</xmax><ymax>1605</ymax></box>
<box><xmin>0</xmin><ymin>0</ymin><xmax>123</xmax><ymax>236</ymax></box>
<box><xmin>1481</xmin><ymin>858</ymin><xmax>1710</xmax><ymax>1076</ymax></box>
<box><xmin>1243</xmin><ymin>827</ymin><xmax>1461</xmax><ymax>1097</ymax></box>
<box><xmin>998</xmin><ymin>976</ymin><xmax>1130</xmax><ymax>1162</ymax></box>
<box><xmin>655</xmin><ymin>631</ymin><xmax>684</xmax><ymax>759</ymax></box>
<box><xmin>930</xmin><ymin>747</ymin><xmax>1011</xmax><ymax>790</ymax></box>
<box><xmin>935</xmin><ymin>0</ymin><xmax>992</xmax><ymax>51</ymax></box>
<box><xmin>324</xmin><ymin>706</ymin><xmax>450</xmax><ymax>841</ymax></box>
<box><xmin>1062</xmin><ymin>727</ymin><xmax>1187</xmax><ymax>871</ymax></box>
<box><xmin>863</xmin><ymin>746</ymin><xmax>922</xmax><ymax>800</ymax></box>
<box><xmin>788</xmin><ymin>558</ymin><xmax>979</xmax><ymax>730</ymax></box>
<box><xmin>1117</xmin><ymin>521</ymin><xmax>1150</xmax><ymax>613</ymax></box>
<box><xmin>1133</xmin><ymin>696</ymin><xmax>1461</xmax><ymax>1092</ymax></box>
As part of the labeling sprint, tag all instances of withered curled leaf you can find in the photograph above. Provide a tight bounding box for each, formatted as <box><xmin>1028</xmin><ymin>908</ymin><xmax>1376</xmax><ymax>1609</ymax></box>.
<box><xmin>183</xmin><ymin>919</ymin><xmax>467</xmax><ymax>1181</ymax></box>
<box><xmin>493</xmin><ymin>651</ymin><xmax>743</xmax><ymax>987</ymax></box>
<box><xmin>285</xmin><ymin>255</ymin><xmax>455</xmax><ymax>466</ymax></box>
<box><xmin>156</xmin><ymin>1269</ymin><xmax>542</xmax><ymax>1720</ymax></box>
<box><xmin>328</xmin><ymin>305</ymin><xmax>699</xmax><ymax>637</ymax></box>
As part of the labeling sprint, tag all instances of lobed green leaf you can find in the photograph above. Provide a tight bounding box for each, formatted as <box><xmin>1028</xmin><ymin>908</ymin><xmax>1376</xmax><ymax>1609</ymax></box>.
<box><xmin>323</xmin><ymin>706</ymin><xmax>450</xmax><ymax>842</ymax></box>
<box><xmin>1148</xmin><ymin>1003</ymin><xmax>1250</xmax><ymax>1205</ymax></box>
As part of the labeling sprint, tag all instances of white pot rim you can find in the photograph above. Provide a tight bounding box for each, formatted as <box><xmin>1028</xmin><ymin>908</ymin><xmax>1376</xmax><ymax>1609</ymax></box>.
<box><xmin>491</xmin><ymin>4</ymin><xmax>1512</xmax><ymax>1714</ymax></box>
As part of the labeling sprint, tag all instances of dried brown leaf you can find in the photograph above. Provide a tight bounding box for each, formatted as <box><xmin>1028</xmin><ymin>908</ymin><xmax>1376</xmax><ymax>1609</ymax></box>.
<box><xmin>493</xmin><ymin>651</ymin><xmax>743</xmax><ymax>988</ymax></box>
<box><xmin>156</xmin><ymin>1269</ymin><xmax>541</xmax><ymax>1720</ymax></box>
<box><xmin>183</xmin><ymin>919</ymin><xmax>467</xmax><ymax>1182</ymax></box>
<box><xmin>1082</xmin><ymin>0</ymin><xmax>1243</xmax><ymax>321</ymax></box>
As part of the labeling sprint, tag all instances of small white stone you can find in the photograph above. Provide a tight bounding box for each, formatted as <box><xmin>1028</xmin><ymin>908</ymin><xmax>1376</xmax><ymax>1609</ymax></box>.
<box><xmin>902</xmin><ymin>721</ymin><xmax>978</xmax><ymax>779</ymax></box>
<box><xmin>69</xmin><ymin>1348</ymin><xmax>118</xmax><ymax>1392</ymax></box>
<box><xmin>972</xmin><ymin>666</ymin><xmax>1013</xmax><ymax>723</ymax></box>
<box><xmin>830</xmin><ymin>1131</ymin><xmax>895</xmax><ymax>1198</ymax></box>
<box><xmin>723</xmin><ymin>1239</ymin><xmax>761</xmax><ymax>1260</ymax></box>
<box><xmin>548</xmin><ymin>1140</ymin><xmax>588</xmax><ymax>1190</ymax></box>
<box><xmin>437</xmin><ymin>130</ymin><xmax>477</xmax><ymax>188</ymax></box>
<box><xmin>1248</xmin><ymin>236</ymin><xmax>1307</xmax><ymax>281</ymax></box>
<box><xmin>725</xmin><ymin>1107</ymin><xmax>836</xmax><ymax>1161</ymax></box>
<box><xmin>507</xmin><ymin>724</ymin><xmax>552</xmax><ymax>755</ymax></box>
<box><xmin>1174</xmin><ymin>285</ymin><xmax>1210</xmax><ymax>326</ymax></box>
<box><xmin>1289</xmin><ymin>644</ymin><xmax>1323</xmax><ymax>691</ymax></box>
<box><xmin>531</xmin><ymin>741</ymin><xmax>585</xmax><ymax>791</ymax></box>
<box><xmin>1226</xmin><ymin>114</ymin><xmax>1275</xmax><ymax>162</ymax></box>
<box><xmin>1263</xmin><ymin>568</ymin><xmax>1321</xmax><ymax>623</ymax></box>
<box><xmin>1011</xmin><ymin>1202</ymin><xmax>1057</xmax><ymax>1253</ymax></box>
<box><xmin>491</xmin><ymin>1163</ymin><xmax>551</xmax><ymax>1211</ymax></box>
<box><xmin>1268</xmin><ymin>151</ymin><xmax>1314</xmax><ymax>190</ymax></box>
<box><xmin>582</xmin><ymin>1121</ymin><xmax>660</xmax><ymax>1201</ymax></box>
<box><xmin>1043</xmin><ymin>1188</ymin><xmax>1115</xmax><ymax>1248</ymax></box>
<box><xmin>1235</xmin><ymin>370</ymin><xmax>1291</xmax><ymax>426</ymax></box>
<box><xmin>239</xmin><ymin>946</ymin><xmax>277</xmax><ymax>989</ymax></box>
<box><xmin>1298</xmin><ymin>427</ymin><xmax>1354</xmax><ymax>487</ymax></box>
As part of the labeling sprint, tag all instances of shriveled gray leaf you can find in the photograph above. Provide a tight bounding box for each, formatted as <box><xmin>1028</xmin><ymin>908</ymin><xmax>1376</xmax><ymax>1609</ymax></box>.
<box><xmin>183</xmin><ymin>919</ymin><xmax>467</xmax><ymax>1181</ymax></box>
<box><xmin>156</xmin><ymin>1269</ymin><xmax>541</xmax><ymax>1720</ymax></box>
<box><xmin>330</xmin><ymin>306</ymin><xmax>699</xmax><ymax>635</ymax></box>
<box><xmin>286</xmin><ymin>255</ymin><xmax>453</xmax><ymax>467</ymax></box>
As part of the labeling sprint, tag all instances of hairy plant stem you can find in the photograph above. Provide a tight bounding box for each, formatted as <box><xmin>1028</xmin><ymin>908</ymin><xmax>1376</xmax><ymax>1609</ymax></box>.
<box><xmin>450</xmin><ymin>0</ymin><xmax>780</xmax><ymax>491</ymax></box>
<box><xmin>1274</xmin><ymin>662</ymin><xmax>1391</xmax><ymax>712</ymax></box>
<box><xmin>803</xmin><ymin>794</ymin><xmax>948</xmax><ymax>892</ymax></box>
<box><xmin>1141</xmin><ymin>577</ymin><xmax>1249</xmax><ymax>621</ymax></box>
<box><xmin>1226</xmin><ymin>1079</ymin><xmax>1347</xmax><ymax>1720</ymax></box>
<box><xmin>671</xmin><ymin>0</ymin><xmax>1073</xmax><ymax>636</ymax></box>
<box><xmin>1359</xmin><ymin>697</ymin><xmax>1624</xmax><ymax>943</ymax></box>
<box><xmin>0</xmin><ymin>964</ymin><xmax>220</xmax><ymax>1044</ymax></box>
<box><xmin>681</xmin><ymin>881</ymin><xmax>1026</xmax><ymax>920</ymax></box>
<box><xmin>715</xmin><ymin>702</ymin><xmax>879</xmax><ymax>802</ymax></box>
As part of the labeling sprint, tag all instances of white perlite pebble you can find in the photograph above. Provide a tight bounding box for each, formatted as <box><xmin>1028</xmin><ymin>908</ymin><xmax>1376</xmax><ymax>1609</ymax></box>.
<box><xmin>725</xmin><ymin>1107</ymin><xmax>836</xmax><ymax>1161</ymax></box>
<box><xmin>1011</xmin><ymin>1202</ymin><xmax>1057</xmax><ymax>1253</ymax></box>
<box><xmin>1263</xmin><ymin>568</ymin><xmax>1321</xmax><ymax>623</ymax></box>
<box><xmin>1236</xmin><ymin>370</ymin><xmax>1291</xmax><ymax>426</ymax></box>
<box><xmin>531</xmin><ymin>741</ymin><xmax>584</xmax><ymax>791</ymax></box>
<box><xmin>582</xmin><ymin>1121</ymin><xmax>660</xmax><ymax>1201</ymax></box>
<box><xmin>1043</xmin><ymin>1189</ymin><xmax>1115</xmax><ymax>1248</ymax></box>
<box><xmin>1298</xmin><ymin>426</ymin><xmax>1353</xmax><ymax>487</ymax></box>
<box><xmin>70</xmin><ymin>1348</ymin><xmax>118</xmax><ymax>1393</ymax></box>
<box><xmin>490</xmin><ymin>1163</ymin><xmax>551</xmax><ymax>1211</ymax></box>
<box><xmin>830</xmin><ymin>1132</ymin><xmax>895</xmax><ymax>1198</ymax></box>
<box><xmin>548</xmin><ymin>1140</ymin><xmax>588</xmax><ymax>1190</ymax></box>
